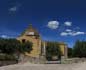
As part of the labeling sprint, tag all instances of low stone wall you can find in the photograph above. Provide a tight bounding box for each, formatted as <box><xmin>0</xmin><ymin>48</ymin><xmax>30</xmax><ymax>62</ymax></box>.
<box><xmin>19</xmin><ymin>54</ymin><xmax>41</xmax><ymax>64</ymax></box>
<box><xmin>0</xmin><ymin>60</ymin><xmax>18</xmax><ymax>66</ymax></box>
<box><xmin>18</xmin><ymin>55</ymin><xmax>47</xmax><ymax>64</ymax></box>
<box><xmin>62</xmin><ymin>58</ymin><xmax>86</xmax><ymax>64</ymax></box>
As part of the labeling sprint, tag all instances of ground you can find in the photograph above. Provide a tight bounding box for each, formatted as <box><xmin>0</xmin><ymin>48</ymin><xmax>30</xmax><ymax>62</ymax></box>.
<box><xmin>0</xmin><ymin>62</ymin><xmax>86</xmax><ymax>70</ymax></box>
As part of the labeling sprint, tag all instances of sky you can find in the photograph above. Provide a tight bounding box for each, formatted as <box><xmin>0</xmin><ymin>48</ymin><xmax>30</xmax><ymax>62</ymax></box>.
<box><xmin>0</xmin><ymin>0</ymin><xmax>86</xmax><ymax>47</ymax></box>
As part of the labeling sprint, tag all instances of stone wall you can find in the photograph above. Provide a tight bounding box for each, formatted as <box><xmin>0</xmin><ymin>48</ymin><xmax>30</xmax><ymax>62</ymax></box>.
<box><xmin>0</xmin><ymin>60</ymin><xmax>18</xmax><ymax>66</ymax></box>
<box><xmin>61</xmin><ymin>58</ymin><xmax>86</xmax><ymax>64</ymax></box>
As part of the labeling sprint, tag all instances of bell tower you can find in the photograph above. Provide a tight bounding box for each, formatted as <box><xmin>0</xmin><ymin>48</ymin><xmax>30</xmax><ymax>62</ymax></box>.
<box><xmin>17</xmin><ymin>24</ymin><xmax>42</xmax><ymax>58</ymax></box>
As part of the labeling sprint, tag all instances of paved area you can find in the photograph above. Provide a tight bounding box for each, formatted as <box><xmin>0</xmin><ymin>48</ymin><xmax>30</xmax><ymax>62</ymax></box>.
<box><xmin>0</xmin><ymin>62</ymin><xmax>86</xmax><ymax>70</ymax></box>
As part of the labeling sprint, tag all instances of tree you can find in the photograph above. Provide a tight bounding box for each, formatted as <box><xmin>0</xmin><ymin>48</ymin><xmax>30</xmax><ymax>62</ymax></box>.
<box><xmin>20</xmin><ymin>41</ymin><xmax>33</xmax><ymax>53</ymax></box>
<box><xmin>0</xmin><ymin>38</ymin><xmax>20</xmax><ymax>54</ymax></box>
<box><xmin>73</xmin><ymin>40</ymin><xmax>86</xmax><ymax>58</ymax></box>
<box><xmin>0</xmin><ymin>38</ymin><xmax>33</xmax><ymax>54</ymax></box>
<box><xmin>0</xmin><ymin>38</ymin><xmax>33</xmax><ymax>60</ymax></box>
<box><xmin>68</xmin><ymin>47</ymin><xmax>73</xmax><ymax>58</ymax></box>
<box><xmin>46</xmin><ymin>42</ymin><xmax>61</xmax><ymax>61</ymax></box>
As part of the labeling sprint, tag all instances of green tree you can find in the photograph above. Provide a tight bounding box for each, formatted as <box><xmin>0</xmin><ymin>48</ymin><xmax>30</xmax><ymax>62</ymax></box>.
<box><xmin>46</xmin><ymin>42</ymin><xmax>61</xmax><ymax>61</ymax></box>
<box><xmin>73</xmin><ymin>40</ymin><xmax>86</xmax><ymax>58</ymax></box>
<box><xmin>0</xmin><ymin>38</ymin><xmax>20</xmax><ymax>54</ymax></box>
<box><xmin>68</xmin><ymin>47</ymin><xmax>73</xmax><ymax>58</ymax></box>
<box><xmin>20</xmin><ymin>41</ymin><xmax>33</xmax><ymax>53</ymax></box>
<box><xmin>0</xmin><ymin>38</ymin><xmax>33</xmax><ymax>60</ymax></box>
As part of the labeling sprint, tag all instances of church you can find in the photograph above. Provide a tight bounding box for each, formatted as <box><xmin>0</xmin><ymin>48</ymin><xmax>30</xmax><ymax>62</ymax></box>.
<box><xmin>17</xmin><ymin>24</ymin><xmax>68</xmax><ymax>61</ymax></box>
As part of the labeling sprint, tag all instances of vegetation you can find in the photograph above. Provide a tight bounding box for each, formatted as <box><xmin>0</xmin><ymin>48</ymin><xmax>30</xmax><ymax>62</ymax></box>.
<box><xmin>1</xmin><ymin>37</ymin><xmax>86</xmax><ymax>61</ymax></box>
<box><xmin>73</xmin><ymin>40</ymin><xmax>86</xmax><ymax>58</ymax></box>
<box><xmin>20</xmin><ymin>41</ymin><xmax>33</xmax><ymax>53</ymax></box>
<box><xmin>46</xmin><ymin>42</ymin><xmax>61</xmax><ymax>61</ymax></box>
<box><xmin>68</xmin><ymin>47</ymin><xmax>73</xmax><ymax>58</ymax></box>
<box><xmin>0</xmin><ymin>54</ymin><xmax>17</xmax><ymax>60</ymax></box>
<box><xmin>0</xmin><ymin>38</ymin><xmax>33</xmax><ymax>60</ymax></box>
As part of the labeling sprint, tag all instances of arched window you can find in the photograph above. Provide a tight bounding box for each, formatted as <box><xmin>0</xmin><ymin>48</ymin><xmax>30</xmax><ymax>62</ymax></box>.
<box><xmin>22</xmin><ymin>39</ymin><xmax>26</xmax><ymax>43</ymax></box>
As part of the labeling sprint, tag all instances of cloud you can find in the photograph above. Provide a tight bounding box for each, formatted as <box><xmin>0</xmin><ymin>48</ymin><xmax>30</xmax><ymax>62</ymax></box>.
<box><xmin>0</xmin><ymin>34</ymin><xmax>17</xmax><ymax>39</ymax></box>
<box><xmin>60</xmin><ymin>32</ymin><xmax>69</xmax><ymax>36</ymax></box>
<box><xmin>8</xmin><ymin>3</ymin><xmax>21</xmax><ymax>13</ymax></box>
<box><xmin>64</xmin><ymin>21</ymin><xmax>72</xmax><ymax>26</ymax></box>
<box><xmin>47</xmin><ymin>21</ymin><xmax>59</xmax><ymax>29</ymax></box>
<box><xmin>0</xmin><ymin>27</ymin><xmax>19</xmax><ymax>38</ymax></box>
<box><xmin>66</xmin><ymin>29</ymin><xmax>72</xmax><ymax>32</ymax></box>
<box><xmin>72</xmin><ymin>31</ymin><xmax>85</xmax><ymax>36</ymax></box>
<box><xmin>0</xmin><ymin>35</ymin><xmax>9</xmax><ymax>38</ymax></box>
<box><xmin>9</xmin><ymin>6</ymin><xmax>17</xmax><ymax>12</ymax></box>
<box><xmin>60</xmin><ymin>31</ymin><xmax>86</xmax><ymax>36</ymax></box>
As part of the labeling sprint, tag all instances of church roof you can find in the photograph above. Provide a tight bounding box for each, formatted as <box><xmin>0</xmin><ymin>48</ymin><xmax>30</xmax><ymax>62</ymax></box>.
<box><xmin>21</xmin><ymin>24</ymin><xmax>39</xmax><ymax>36</ymax></box>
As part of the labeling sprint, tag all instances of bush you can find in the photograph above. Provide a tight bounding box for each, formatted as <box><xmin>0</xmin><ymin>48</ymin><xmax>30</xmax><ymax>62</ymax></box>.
<box><xmin>0</xmin><ymin>54</ymin><xmax>17</xmax><ymax>60</ymax></box>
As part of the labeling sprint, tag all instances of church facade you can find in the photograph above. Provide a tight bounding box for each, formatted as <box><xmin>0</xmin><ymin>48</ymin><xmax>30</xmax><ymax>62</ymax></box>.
<box><xmin>17</xmin><ymin>24</ymin><xmax>68</xmax><ymax>60</ymax></box>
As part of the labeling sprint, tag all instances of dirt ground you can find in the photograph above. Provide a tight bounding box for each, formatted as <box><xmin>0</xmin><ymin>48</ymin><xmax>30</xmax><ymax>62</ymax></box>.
<box><xmin>0</xmin><ymin>61</ymin><xmax>86</xmax><ymax>70</ymax></box>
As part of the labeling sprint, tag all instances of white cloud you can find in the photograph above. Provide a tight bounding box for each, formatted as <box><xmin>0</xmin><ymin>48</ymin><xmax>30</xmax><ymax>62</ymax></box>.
<box><xmin>72</xmin><ymin>31</ymin><xmax>85</xmax><ymax>36</ymax></box>
<box><xmin>47</xmin><ymin>21</ymin><xmax>59</xmax><ymax>29</ymax></box>
<box><xmin>64</xmin><ymin>21</ymin><xmax>72</xmax><ymax>26</ymax></box>
<box><xmin>0</xmin><ymin>34</ymin><xmax>16</xmax><ymax>39</ymax></box>
<box><xmin>66</xmin><ymin>29</ymin><xmax>72</xmax><ymax>32</ymax></box>
<box><xmin>9</xmin><ymin>6</ymin><xmax>17</xmax><ymax>12</ymax></box>
<box><xmin>61</xmin><ymin>31</ymin><xmax>86</xmax><ymax>36</ymax></box>
<box><xmin>8</xmin><ymin>3</ymin><xmax>22</xmax><ymax>13</ymax></box>
<box><xmin>60</xmin><ymin>32</ymin><xmax>69</xmax><ymax>36</ymax></box>
<box><xmin>0</xmin><ymin>35</ymin><xmax>9</xmax><ymax>38</ymax></box>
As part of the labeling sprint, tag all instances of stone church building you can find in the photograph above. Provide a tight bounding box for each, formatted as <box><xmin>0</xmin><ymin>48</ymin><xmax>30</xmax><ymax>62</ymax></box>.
<box><xmin>17</xmin><ymin>24</ymin><xmax>67</xmax><ymax>61</ymax></box>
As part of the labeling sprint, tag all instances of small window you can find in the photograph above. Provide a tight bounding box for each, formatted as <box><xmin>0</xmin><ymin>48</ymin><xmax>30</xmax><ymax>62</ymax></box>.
<box><xmin>35</xmin><ymin>36</ymin><xmax>38</xmax><ymax>39</ymax></box>
<box><xmin>22</xmin><ymin>39</ymin><xmax>26</xmax><ymax>43</ymax></box>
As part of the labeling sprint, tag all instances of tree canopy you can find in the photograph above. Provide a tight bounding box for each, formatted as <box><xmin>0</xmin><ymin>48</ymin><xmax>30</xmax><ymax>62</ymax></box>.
<box><xmin>0</xmin><ymin>38</ymin><xmax>33</xmax><ymax>54</ymax></box>
<box><xmin>68</xmin><ymin>47</ymin><xmax>73</xmax><ymax>58</ymax></box>
<box><xmin>73</xmin><ymin>40</ymin><xmax>86</xmax><ymax>58</ymax></box>
<box><xmin>46</xmin><ymin>42</ymin><xmax>61</xmax><ymax>61</ymax></box>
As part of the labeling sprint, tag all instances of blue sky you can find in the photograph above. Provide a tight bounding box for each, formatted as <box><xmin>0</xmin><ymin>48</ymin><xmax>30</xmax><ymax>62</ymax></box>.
<box><xmin>0</xmin><ymin>0</ymin><xmax>86</xmax><ymax>47</ymax></box>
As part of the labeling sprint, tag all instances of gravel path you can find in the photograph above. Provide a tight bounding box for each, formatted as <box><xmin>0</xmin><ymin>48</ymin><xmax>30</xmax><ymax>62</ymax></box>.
<box><xmin>0</xmin><ymin>62</ymin><xmax>86</xmax><ymax>70</ymax></box>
